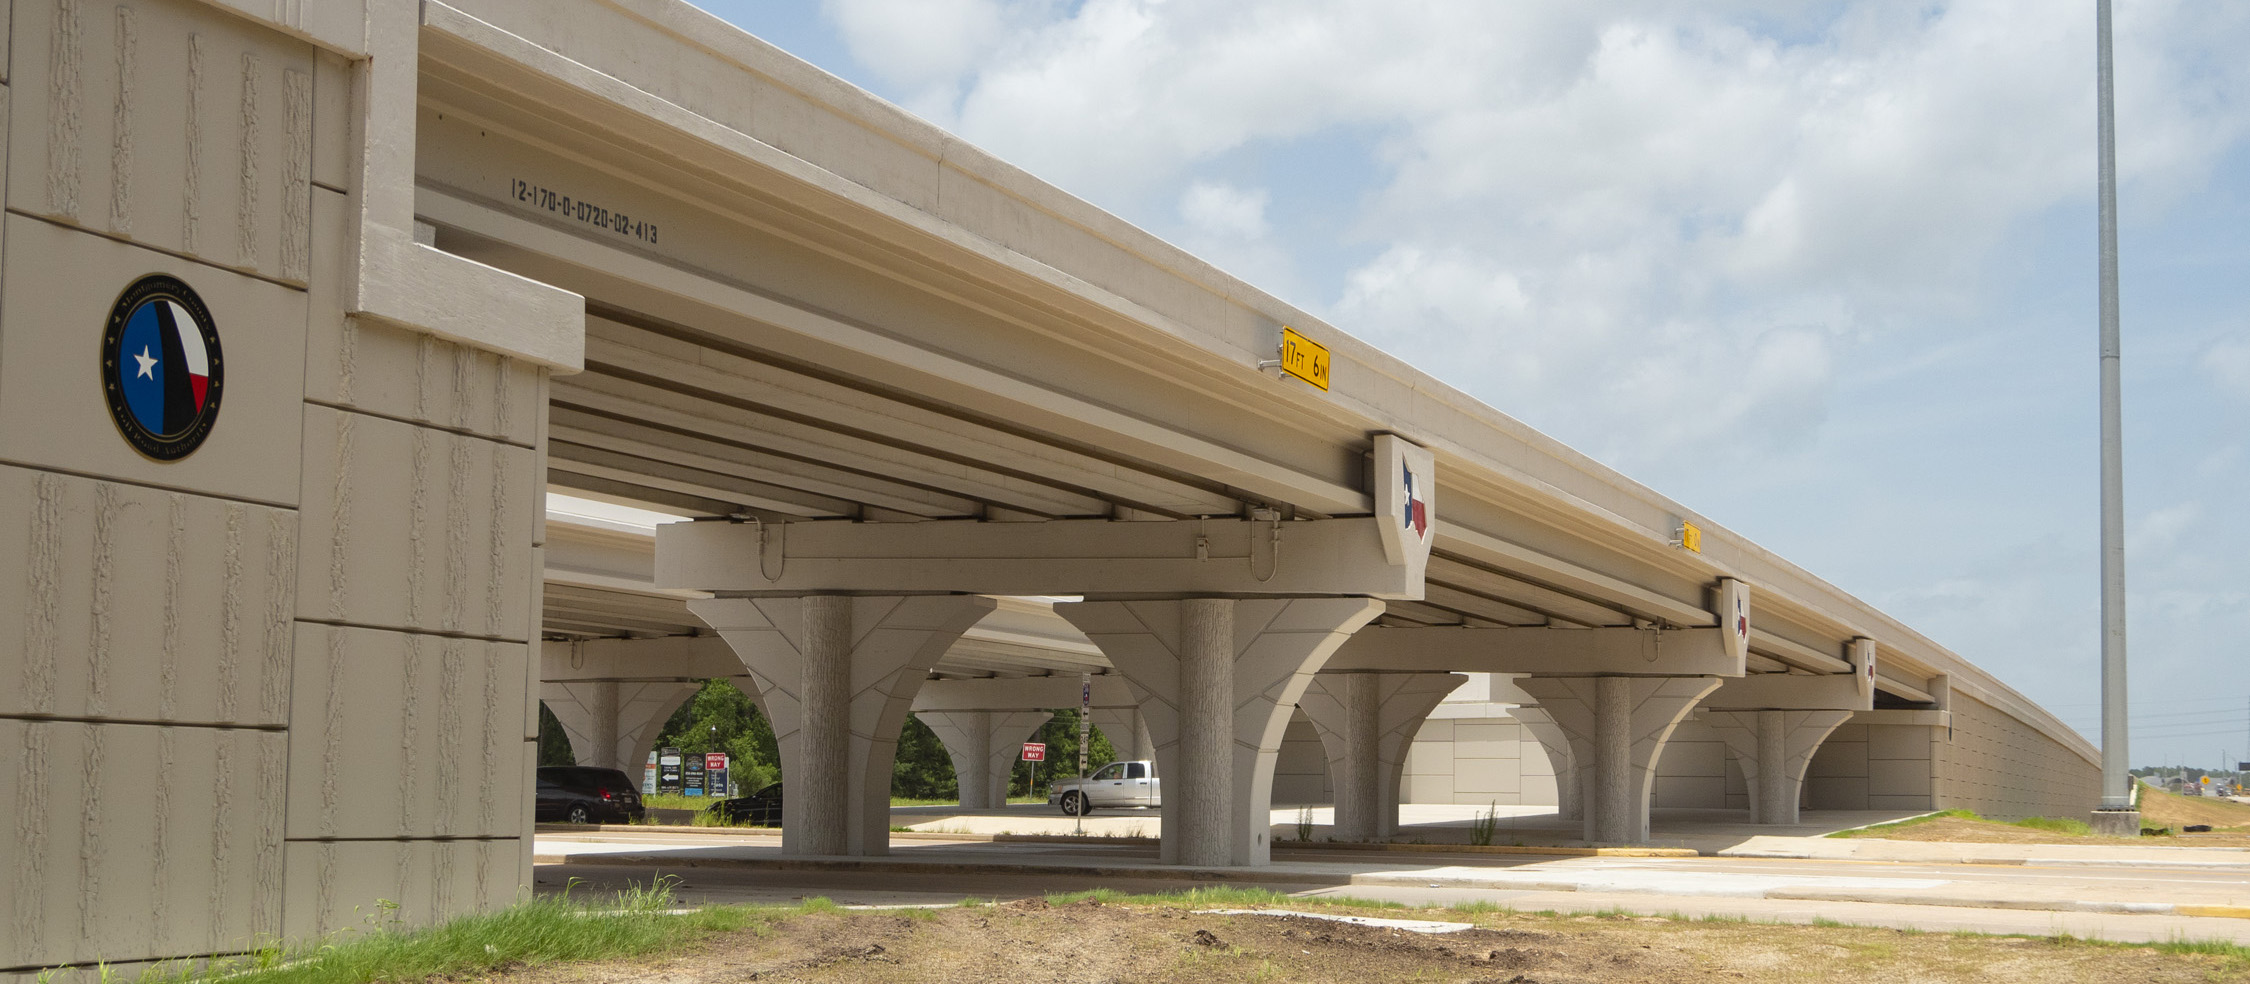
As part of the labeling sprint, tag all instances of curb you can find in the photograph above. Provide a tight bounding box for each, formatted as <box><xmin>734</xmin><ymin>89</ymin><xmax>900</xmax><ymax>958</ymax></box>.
<box><xmin>535</xmin><ymin>824</ymin><xmax>1687</xmax><ymax>857</ymax></box>
<box><xmin>1281</xmin><ymin>842</ymin><xmax>1699</xmax><ymax>859</ymax></box>
<box><xmin>531</xmin><ymin>853</ymin><xmax>1352</xmax><ymax>887</ymax></box>
<box><xmin>1346</xmin><ymin>872</ymin><xmax>2250</xmax><ymax>920</ymax></box>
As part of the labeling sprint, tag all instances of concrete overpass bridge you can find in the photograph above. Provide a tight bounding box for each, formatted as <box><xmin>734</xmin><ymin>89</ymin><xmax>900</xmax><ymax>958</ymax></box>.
<box><xmin>0</xmin><ymin>0</ymin><xmax>2095</xmax><ymax>974</ymax></box>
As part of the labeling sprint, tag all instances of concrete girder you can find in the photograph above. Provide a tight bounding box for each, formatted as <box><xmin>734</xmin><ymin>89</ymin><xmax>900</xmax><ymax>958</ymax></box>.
<box><xmin>540</xmin><ymin>636</ymin><xmax>747</xmax><ymax>682</ymax></box>
<box><xmin>1415</xmin><ymin>582</ymin><xmax>1558</xmax><ymax>627</ymax></box>
<box><xmin>552</xmin><ymin>380</ymin><xmax>1089</xmax><ymax>516</ymax></box>
<box><xmin>1703</xmin><ymin>710</ymin><xmax>1855</xmax><ymax>825</ymax></box>
<box><xmin>548</xmin><ymin>428</ymin><xmax>871</xmax><ymax>519</ymax></box>
<box><xmin>688</xmin><ymin>595</ymin><xmax>997</xmax><ymax>856</ymax></box>
<box><xmin>1295</xmin><ymin>673</ymin><xmax>1468</xmax><ymax>841</ymax></box>
<box><xmin>659</xmin><ymin>518</ymin><xmax>1424</xmax><ymax>599</ymax></box>
<box><xmin>911</xmin><ymin>675</ymin><xmax>1138</xmax><ymax>712</ymax></box>
<box><xmin>1322</xmin><ymin>626</ymin><xmax>1745</xmax><ymax>677</ymax></box>
<box><xmin>914</xmin><ymin>710</ymin><xmax>1053</xmax><ymax>809</ymax></box>
<box><xmin>1437</xmin><ymin>526</ymin><xmax>1715</xmax><ymax>629</ymax></box>
<box><xmin>572</xmin><ymin>321</ymin><xmax>1245</xmax><ymax>519</ymax></box>
<box><xmin>1747</xmin><ymin>628</ymin><xmax>1855</xmax><ymax>675</ymax></box>
<box><xmin>1055</xmin><ymin>598</ymin><xmax>1384</xmax><ymax>866</ymax></box>
<box><xmin>410</xmin><ymin>177</ymin><xmax>1373</xmax><ymax>516</ymax></box>
<box><xmin>1516</xmin><ymin>676</ymin><xmax>1723</xmax><ymax>843</ymax></box>
<box><xmin>1425</xmin><ymin>556</ymin><xmax>1630</xmax><ymax>627</ymax></box>
<box><xmin>1699</xmin><ymin>672</ymin><xmax>1871</xmax><ymax>712</ymax></box>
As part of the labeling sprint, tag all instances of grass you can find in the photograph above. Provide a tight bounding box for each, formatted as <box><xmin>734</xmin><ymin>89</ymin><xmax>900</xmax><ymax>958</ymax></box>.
<box><xmin>2014</xmin><ymin>816</ymin><xmax>2092</xmax><ymax>836</ymax></box>
<box><xmin>1828</xmin><ymin>809</ymin><xmax>2100</xmax><ymax>839</ymax></box>
<box><xmin>1468</xmin><ymin>801</ymin><xmax>1500</xmax><ymax>847</ymax></box>
<box><xmin>76</xmin><ymin>880</ymin><xmax>784</xmax><ymax>984</ymax></box>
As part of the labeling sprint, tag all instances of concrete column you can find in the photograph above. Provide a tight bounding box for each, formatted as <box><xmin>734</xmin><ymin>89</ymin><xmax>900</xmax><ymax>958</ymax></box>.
<box><xmin>539</xmin><ymin>679</ymin><xmax>701</xmax><ymax>772</ymax></box>
<box><xmin>1757</xmin><ymin>711</ymin><xmax>1788</xmax><ymax>822</ymax></box>
<box><xmin>688</xmin><ymin>595</ymin><xmax>997</xmax><ymax>856</ymax></box>
<box><xmin>798</xmin><ymin>595</ymin><xmax>853</xmax><ymax>856</ymax></box>
<box><xmin>1057</xmin><ymin>597</ymin><xmax>1383</xmax><ymax>866</ymax></box>
<box><xmin>1593</xmin><ymin>677</ymin><xmax>1634</xmax><ymax>843</ymax></box>
<box><xmin>1510</xmin><ymin>706</ymin><xmax>1579</xmax><ymax>820</ymax></box>
<box><xmin>1516</xmin><ymin>676</ymin><xmax>1722</xmax><ymax>843</ymax></box>
<box><xmin>1343</xmin><ymin>675</ymin><xmax>1381</xmax><ymax>836</ymax></box>
<box><xmin>1297</xmin><ymin>672</ymin><xmax>1466</xmax><ymax>841</ymax></box>
<box><xmin>1704</xmin><ymin>709</ymin><xmax>1853</xmax><ymax>825</ymax></box>
<box><xmin>916</xmin><ymin>709</ymin><xmax>1053</xmax><ymax>809</ymax></box>
<box><xmin>1176</xmin><ymin>598</ymin><xmax>1235</xmax><ymax>865</ymax></box>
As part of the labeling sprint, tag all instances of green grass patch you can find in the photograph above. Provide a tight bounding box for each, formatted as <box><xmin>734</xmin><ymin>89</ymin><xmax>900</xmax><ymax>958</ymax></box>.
<box><xmin>1830</xmin><ymin>809</ymin><xmax>2097</xmax><ymax>839</ymax></box>
<box><xmin>101</xmin><ymin>880</ymin><xmax>781</xmax><ymax>984</ymax></box>
<box><xmin>2012</xmin><ymin>816</ymin><xmax>2091</xmax><ymax>836</ymax></box>
<box><xmin>2045</xmin><ymin>933</ymin><xmax>2250</xmax><ymax>970</ymax></box>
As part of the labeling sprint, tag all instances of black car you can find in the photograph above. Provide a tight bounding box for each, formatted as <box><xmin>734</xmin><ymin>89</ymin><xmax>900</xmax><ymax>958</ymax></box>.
<box><xmin>535</xmin><ymin>766</ymin><xmax>646</xmax><ymax>824</ymax></box>
<box><xmin>704</xmin><ymin>783</ymin><xmax>783</xmax><ymax>826</ymax></box>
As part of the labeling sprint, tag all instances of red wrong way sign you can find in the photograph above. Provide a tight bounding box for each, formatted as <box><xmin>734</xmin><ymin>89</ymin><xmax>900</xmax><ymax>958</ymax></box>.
<box><xmin>1020</xmin><ymin>742</ymin><xmax>1047</xmax><ymax>762</ymax></box>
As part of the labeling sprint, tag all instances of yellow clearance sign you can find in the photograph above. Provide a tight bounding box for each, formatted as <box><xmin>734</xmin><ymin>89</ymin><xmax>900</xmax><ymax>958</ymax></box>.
<box><xmin>1280</xmin><ymin>326</ymin><xmax>1330</xmax><ymax>391</ymax></box>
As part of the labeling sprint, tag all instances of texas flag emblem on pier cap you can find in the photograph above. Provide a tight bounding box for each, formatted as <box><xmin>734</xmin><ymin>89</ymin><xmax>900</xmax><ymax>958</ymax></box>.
<box><xmin>1373</xmin><ymin>433</ymin><xmax>1436</xmax><ymax>577</ymax></box>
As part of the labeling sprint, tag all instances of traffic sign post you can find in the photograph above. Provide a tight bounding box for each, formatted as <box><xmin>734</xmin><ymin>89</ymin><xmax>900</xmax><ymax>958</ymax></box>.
<box><xmin>1022</xmin><ymin>742</ymin><xmax>1046</xmax><ymax>802</ymax></box>
<box><xmin>1077</xmin><ymin>674</ymin><xmax>1092</xmax><ymax>834</ymax></box>
<box><xmin>706</xmin><ymin>752</ymin><xmax>730</xmax><ymax>797</ymax></box>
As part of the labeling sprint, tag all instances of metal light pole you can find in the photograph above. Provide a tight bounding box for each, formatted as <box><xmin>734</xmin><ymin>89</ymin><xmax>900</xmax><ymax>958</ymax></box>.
<box><xmin>2091</xmin><ymin>0</ymin><xmax>2138</xmax><ymax>832</ymax></box>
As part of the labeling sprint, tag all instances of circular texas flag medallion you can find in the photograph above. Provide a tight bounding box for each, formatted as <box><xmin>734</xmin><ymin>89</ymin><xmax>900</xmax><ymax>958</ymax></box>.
<box><xmin>102</xmin><ymin>275</ymin><xmax>224</xmax><ymax>461</ymax></box>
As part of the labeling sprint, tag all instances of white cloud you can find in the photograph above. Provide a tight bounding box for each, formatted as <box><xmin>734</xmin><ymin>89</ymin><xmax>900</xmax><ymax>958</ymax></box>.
<box><xmin>2130</xmin><ymin>501</ymin><xmax>2204</xmax><ymax>554</ymax></box>
<box><xmin>1179</xmin><ymin>181</ymin><xmax>1269</xmax><ymax>240</ymax></box>
<box><xmin>2205</xmin><ymin>337</ymin><xmax>2250</xmax><ymax>399</ymax></box>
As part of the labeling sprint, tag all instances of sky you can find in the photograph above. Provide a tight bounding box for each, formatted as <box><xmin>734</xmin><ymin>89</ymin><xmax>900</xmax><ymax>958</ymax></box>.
<box><xmin>686</xmin><ymin>0</ymin><xmax>2250</xmax><ymax>769</ymax></box>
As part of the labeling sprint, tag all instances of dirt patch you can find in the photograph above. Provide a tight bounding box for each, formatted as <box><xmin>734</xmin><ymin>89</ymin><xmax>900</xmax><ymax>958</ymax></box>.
<box><xmin>481</xmin><ymin>900</ymin><xmax>2249</xmax><ymax>984</ymax></box>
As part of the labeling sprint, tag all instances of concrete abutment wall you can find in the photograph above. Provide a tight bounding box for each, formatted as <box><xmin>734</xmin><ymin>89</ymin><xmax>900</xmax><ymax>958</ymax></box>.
<box><xmin>2</xmin><ymin>0</ymin><xmax>570</xmax><ymax>973</ymax></box>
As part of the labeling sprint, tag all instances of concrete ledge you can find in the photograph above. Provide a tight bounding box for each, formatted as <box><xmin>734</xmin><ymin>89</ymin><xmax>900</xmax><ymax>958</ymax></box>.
<box><xmin>533</xmin><ymin>853</ymin><xmax>1351</xmax><ymax>887</ymax></box>
<box><xmin>1282</xmin><ymin>842</ymin><xmax>1700</xmax><ymax>858</ymax></box>
<box><xmin>535</xmin><ymin>824</ymin><xmax>1687</xmax><ymax>856</ymax></box>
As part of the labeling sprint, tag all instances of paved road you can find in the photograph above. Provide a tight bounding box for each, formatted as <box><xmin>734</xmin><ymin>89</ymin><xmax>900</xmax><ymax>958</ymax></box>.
<box><xmin>534</xmin><ymin>829</ymin><xmax>2250</xmax><ymax>945</ymax></box>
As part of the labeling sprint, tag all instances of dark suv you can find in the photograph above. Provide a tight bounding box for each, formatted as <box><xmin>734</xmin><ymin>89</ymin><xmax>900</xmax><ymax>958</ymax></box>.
<box><xmin>535</xmin><ymin>766</ymin><xmax>646</xmax><ymax>824</ymax></box>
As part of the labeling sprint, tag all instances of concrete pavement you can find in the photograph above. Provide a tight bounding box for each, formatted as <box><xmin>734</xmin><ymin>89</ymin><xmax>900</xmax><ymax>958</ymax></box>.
<box><xmin>534</xmin><ymin>804</ymin><xmax>2250</xmax><ymax>943</ymax></box>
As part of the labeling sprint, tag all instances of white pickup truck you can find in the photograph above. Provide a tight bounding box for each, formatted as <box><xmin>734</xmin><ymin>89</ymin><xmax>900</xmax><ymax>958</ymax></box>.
<box><xmin>1047</xmin><ymin>760</ymin><xmax>1160</xmax><ymax>815</ymax></box>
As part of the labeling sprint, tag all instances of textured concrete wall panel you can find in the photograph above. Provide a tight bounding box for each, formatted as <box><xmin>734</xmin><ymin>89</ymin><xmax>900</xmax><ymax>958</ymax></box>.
<box><xmin>295</xmin><ymin>405</ymin><xmax>536</xmax><ymax>640</ymax></box>
<box><xmin>1401</xmin><ymin>712</ymin><xmax>1559</xmax><ymax>806</ymax></box>
<box><xmin>0</xmin><ymin>215</ymin><xmax>309</xmax><ymax>505</ymax></box>
<box><xmin>0</xmin><ymin>465</ymin><xmax>295</xmax><ymax>724</ymax></box>
<box><xmin>284</xmin><ymin>624</ymin><xmax>529</xmax><ymax>840</ymax></box>
<box><xmin>6</xmin><ymin>0</ymin><xmax>316</xmax><ymax>284</ymax></box>
<box><xmin>2</xmin><ymin>720</ymin><xmax>282</xmax><ymax>970</ymax></box>
<box><xmin>1930</xmin><ymin>694</ymin><xmax>2099</xmax><ymax>819</ymax></box>
<box><xmin>280</xmin><ymin>837</ymin><xmax>519</xmax><ymax>943</ymax></box>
